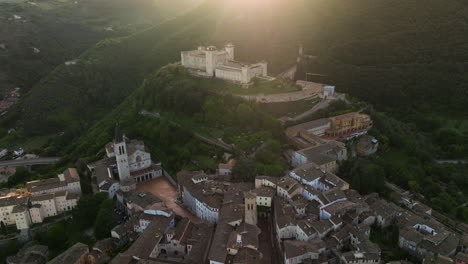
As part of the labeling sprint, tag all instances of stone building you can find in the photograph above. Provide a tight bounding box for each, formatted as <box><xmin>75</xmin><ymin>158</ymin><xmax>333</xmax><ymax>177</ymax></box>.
<box><xmin>397</xmin><ymin>211</ymin><xmax>459</xmax><ymax>258</ymax></box>
<box><xmin>325</xmin><ymin>112</ymin><xmax>373</xmax><ymax>138</ymax></box>
<box><xmin>0</xmin><ymin>168</ymin><xmax>81</xmax><ymax>230</ymax></box>
<box><xmin>291</xmin><ymin>141</ymin><xmax>347</xmax><ymax>172</ymax></box>
<box><xmin>244</xmin><ymin>191</ymin><xmax>257</xmax><ymax>226</ymax></box>
<box><xmin>26</xmin><ymin>168</ymin><xmax>81</xmax><ymax>196</ymax></box>
<box><xmin>286</xmin><ymin>112</ymin><xmax>373</xmax><ymax>143</ymax></box>
<box><xmin>6</xmin><ymin>244</ymin><xmax>49</xmax><ymax>264</ymax></box>
<box><xmin>177</xmin><ymin>171</ymin><xmax>224</xmax><ymax>224</ymax></box>
<box><xmin>283</xmin><ymin>239</ymin><xmax>326</xmax><ymax>264</ymax></box>
<box><xmin>48</xmin><ymin>242</ymin><xmax>89</xmax><ymax>264</ymax></box>
<box><xmin>106</xmin><ymin>128</ymin><xmax>163</xmax><ymax>184</ymax></box>
<box><xmin>181</xmin><ymin>44</ymin><xmax>268</xmax><ymax>84</ymax></box>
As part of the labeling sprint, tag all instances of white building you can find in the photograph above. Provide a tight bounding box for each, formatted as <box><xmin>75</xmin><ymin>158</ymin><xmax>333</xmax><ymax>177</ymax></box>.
<box><xmin>0</xmin><ymin>196</ymin><xmax>29</xmax><ymax>229</ymax></box>
<box><xmin>26</xmin><ymin>168</ymin><xmax>82</xmax><ymax>196</ymax></box>
<box><xmin>291</xmin><ymin>141</ymin><xmax>347</xmax><ymax>172</ymax></box>
<box><xmin>283</xmin><ymin>239</ymin><xmax>326</xmax><ymax>264</ymax></box>
<box><xmin>177</xmin><ymin>171</ymin><xmax>223</xmax><ymax>224</ymax></box>
<box><xmin>106</xmin><ymin>128</ymin><xmax>162</xmax><ymax>184</ymax></box>
<box><xmin>29</xmin><ymin>191</ymin><xmax>80</xmax><ymax>220</ymax></box>
<box><xmin>12</xmin><ymin>205</ymin><xmax>31</xmax><ymax>230</ymax></box>
<box><xmin>181</xmin><ymin>44</ymin><xmax>268</xmax><ymax>84</ymax></box>
<box><xmin>0</xmin><ymin>169</ymin><xmax>81</xmax><ymax>231</ymax></box>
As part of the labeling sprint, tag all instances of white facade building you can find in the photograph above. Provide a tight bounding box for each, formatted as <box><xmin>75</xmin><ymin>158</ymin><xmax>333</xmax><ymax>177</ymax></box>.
<box><xmin>106</xmin><ymin>129</ymin><xmax>163</xmax><ymax>184</ymax></box>
<box><xmin>27</xmin><ymin>168</ymin><xmax>82</xmax><ymax>196</ymax></box>
<box><xmin>181</xmin><ymin>44</ymin><xmax>268</xmax><ymax>84</ymax></box>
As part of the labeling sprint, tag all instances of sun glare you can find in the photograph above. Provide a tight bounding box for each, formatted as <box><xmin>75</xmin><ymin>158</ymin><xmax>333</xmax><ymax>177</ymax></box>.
<box><xmin>227</xmin><ymin>0</ymin><xmax>278</xmax><ymax>8</ymax></box>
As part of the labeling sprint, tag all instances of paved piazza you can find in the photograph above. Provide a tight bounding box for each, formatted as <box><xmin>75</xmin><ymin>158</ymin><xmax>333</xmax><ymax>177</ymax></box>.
<box><xmin>136</xmin><ymin>177</ymin><xmax>202</xmax><ymax>224</ymax></box>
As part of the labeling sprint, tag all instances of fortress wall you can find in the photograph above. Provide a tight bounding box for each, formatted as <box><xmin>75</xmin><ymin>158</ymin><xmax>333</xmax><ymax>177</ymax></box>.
<box><xmin>181</xmin><ymin>53</ymin><xmax>206</xmax><ymax>71</ymax></box>
<box><xmin>215</xmin><ymin>68</ymin><xmax>242</xmax><ymax>82</ymax></box>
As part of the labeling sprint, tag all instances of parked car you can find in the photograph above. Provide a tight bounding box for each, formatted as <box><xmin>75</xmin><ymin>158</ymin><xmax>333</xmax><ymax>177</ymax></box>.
<box><xmin>13</xmin><ymin>148</ymin><xmax>24</xmax><ymax>158</ymax></box>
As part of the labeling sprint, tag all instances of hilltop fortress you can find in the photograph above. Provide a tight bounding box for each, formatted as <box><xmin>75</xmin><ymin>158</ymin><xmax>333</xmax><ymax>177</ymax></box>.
<box><xmin>181</xmin><ymin>43</ymin><xmax>268</xmax><ymax>84</ymax></box>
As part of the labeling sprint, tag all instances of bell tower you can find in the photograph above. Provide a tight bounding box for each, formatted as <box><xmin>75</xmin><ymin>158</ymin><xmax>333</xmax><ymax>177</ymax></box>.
<box><xmin>244</xmin><ymin>191</ymin><xmax>257</xmax><ymax>225</ymax></box>
<box><xmin>114</xmin><ymin>126</ymin><xmax>130</xmax><ymax>181</ymax></box>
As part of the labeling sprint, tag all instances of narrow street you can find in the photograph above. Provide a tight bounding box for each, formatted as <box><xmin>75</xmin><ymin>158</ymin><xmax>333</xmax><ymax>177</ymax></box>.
<box><xmin>258</xmin><ymin>216</ymin><xmax>279</xmax><ymax>264</ymax></box>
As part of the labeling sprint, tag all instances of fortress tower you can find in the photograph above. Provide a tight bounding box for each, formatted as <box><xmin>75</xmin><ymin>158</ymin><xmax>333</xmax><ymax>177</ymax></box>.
<box><xmin>225</xmin><ymin>43</ymin><xmax>235</xmax><ymax>61</ymax></box>
<box><xmin>205</xmin><ymin>45</ymin><xmax>217</xmax><ymax>77</ymax></box>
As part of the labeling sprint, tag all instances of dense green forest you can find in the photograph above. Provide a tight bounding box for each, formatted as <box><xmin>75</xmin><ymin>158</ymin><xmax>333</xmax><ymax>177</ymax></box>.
<box><xmin>0</xmin><ymin>0</ymin><xmax>465</xmax><ymax>210</ymax></box>
<box><xmin>1</xmin><ymin>0</ymin><xmax>468</xmax><ymax>261</ymax></box>
<box><xmin>0</xmin><ymin>0</ymin><xmax>201</xmax><ymax>98</ymax></box>
<box><xmin>0</xmin><ymin>0</ymin><xmax>466</xmax><ymax>214</ymax></box>
<box><xmin>2</xmin><ymin>0</ymin><xmax>467</xmax><ymax>144</ymax></box>
<box><xmin>43</xmin><ymin>65</ymin><xmax>286</xmax><ymax>177</ymax></box>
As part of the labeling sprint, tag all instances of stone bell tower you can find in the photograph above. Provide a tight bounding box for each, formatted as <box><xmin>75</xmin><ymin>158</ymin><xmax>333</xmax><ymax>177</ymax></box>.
<box><xmin>244</xmin><ymin>191</ymin><xmax>257</xmax><ymax>225</ymax></box>
<box><xmin>114</xmin><ymin>126</ymin><xmax>130</xmax><ymax>181</ymax></box>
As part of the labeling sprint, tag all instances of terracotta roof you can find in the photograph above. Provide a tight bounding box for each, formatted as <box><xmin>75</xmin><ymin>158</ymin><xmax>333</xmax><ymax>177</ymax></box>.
<box><xmin>66</xmin><ymin>192</ymin><xmax>81</xmax><ymax>200</ymax></box>
<box><xmin>321</xmin><ymin>200</ymin><xmax>356</xmax><ymax>216</ymax></box>
<box><xmin>286</xmin><ymin>118</ymin><xmax>330</xmax><ymax>137</ymax></box>
<box><xmin>177</xmin><ymin>171</ymin><xmax>225</xmax><ymax>210</ymax></box>
<box><xmin>123</xmin><ymin>214</ymin><xmax>174</xmax><ymax>259</ymax></box>
<box><xmin>297</xmin><ymin>141</ymin><xmax>346</xmax><ymax>164</ymax></box>
<box><xmin>63</xmin><ymin>168</ymin><xmax>80</xmax><ymax>183</ymax></box>
<box><xmin>273</xmin><ymin>197</ymin><xmax>297</xmax><ymax>229</ymax></box>
<box><xmin>30</xmin><ymin>193</ymin><xmax>54</xmax><ymax>202</ymax></box>
<box><xmin>255</xmin><ymin>175</ymin><xmax>279</xmax><ymax>185</ymax></box>
<box><xmin>27</xmin><ymin>177</ymin><xmax>67</xmax><ymax>193</ymax></box>
<box><xmin>250</xmin><ymin>186</ymin><xmax>275</xmax><ymax>198</ymax></box>
<box><xmin>291</xmin><ymin>163</ymin><xmax>325</xmax><ymax>182</ymax></box>
<box><xmin>277</xmin><ymin>176</ymin><xmax>302</xmax><ymax>195</ymax></box>
<box><xmin>124</xmin><ymin>191</ymin><xmax>161</xmax><ymax>210</ymax></box>
<box><xmin>208</xmin><ymin>223</ymin><xmax>231</xmax><ymax>263</ymax></box>
<box><xmin>185</xmin><ymin>223</ymin><xmax>214</xmax><ymax>264</ymax></box>
<box><xmin>48</xmin><ymin>243</ymin><xmax>89</xmax><ymax>264</ymax></box>
<box><xmin>232</xmin><ymin>247</ymin><xmax>262</xmax><ymax>264</ymax></box>
<box><xmin>284</xmin><ymin>239</ymin><xmax>325</xmax><ymax>259</ymax></box>
<box><xmin>12</xmin><ymin>205</ymin><xmax>28</xmax><ymax>213</ymax></box>
<box><xmin>0</xmin><ymin>195</ymin><xmax>27</xmax><ymax>207</ymax></box>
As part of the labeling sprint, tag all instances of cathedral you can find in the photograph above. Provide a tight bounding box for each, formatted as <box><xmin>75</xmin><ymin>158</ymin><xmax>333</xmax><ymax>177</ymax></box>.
<box><xmin>106</xmin><ymin>127</ymin><xmax>163</xmax><ymax>184</ymax></box>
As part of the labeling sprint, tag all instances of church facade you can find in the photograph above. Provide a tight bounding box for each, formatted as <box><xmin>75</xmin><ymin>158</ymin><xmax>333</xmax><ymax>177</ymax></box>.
<box><xmin>181</xmin><ymin>43</ymin><xmax>268</xmax><ymax>84</ymax></box>
<box><xmin>106</xmin><ymin>128</ymin><xmax>163</xmax><ymax>184</ymax></box>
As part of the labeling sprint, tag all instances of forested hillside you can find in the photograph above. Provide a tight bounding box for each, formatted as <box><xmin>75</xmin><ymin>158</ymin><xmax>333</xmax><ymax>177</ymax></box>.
<box><xmin>1</xmin><ymin>0</ymin><xmax>467</xmax><ymax>156</ymax></box>
<box><xmin>51</xmin><ymin>65</ymin><xmax>285</xmax><ymax>176</ymax></box>
<box><xmin>0</xmin><ymin>0</ymin><xmax>202</xmax><ymax>99</ymax></box>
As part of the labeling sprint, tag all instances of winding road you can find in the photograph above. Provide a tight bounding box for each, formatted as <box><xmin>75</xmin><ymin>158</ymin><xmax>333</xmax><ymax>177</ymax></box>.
<box><xmin>292</xmin><ymin>98</ymin><xmax>332</xmax><ymax>121</ymax></box>
<box><xmin>0</xmin><ymin>157</ymin><xmax>60</xmax><ymax>167</ymax></box>
<box><xmin>435</xmin><ymin>159</ymin><xmax>468</xmax><ymax>164</ymax></box>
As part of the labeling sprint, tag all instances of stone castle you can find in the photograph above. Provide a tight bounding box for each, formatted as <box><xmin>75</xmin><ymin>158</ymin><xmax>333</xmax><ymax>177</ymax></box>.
<box><xmin>181</xmin><ymin>43</ymin><xmax>268</xmax><ymax>84</ymax></box>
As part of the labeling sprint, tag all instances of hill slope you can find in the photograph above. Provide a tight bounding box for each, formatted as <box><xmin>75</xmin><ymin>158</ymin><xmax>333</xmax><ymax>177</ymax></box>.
<box><xmin>3</xmin><ymin>0</ymin><xmax>468</xmax><ymax>138</ymax></box>
<box><xmin>0</xmin><ymin>0</ymin><xmax>202</xmax><ymax>99</ymax></box>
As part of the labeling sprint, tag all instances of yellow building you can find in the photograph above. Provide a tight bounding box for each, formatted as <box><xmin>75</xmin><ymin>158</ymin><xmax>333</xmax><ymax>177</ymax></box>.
<box><xmin>325</xmin><ymin>112</ymin><xmax>372</xmax><ymax>138</ymax></box>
